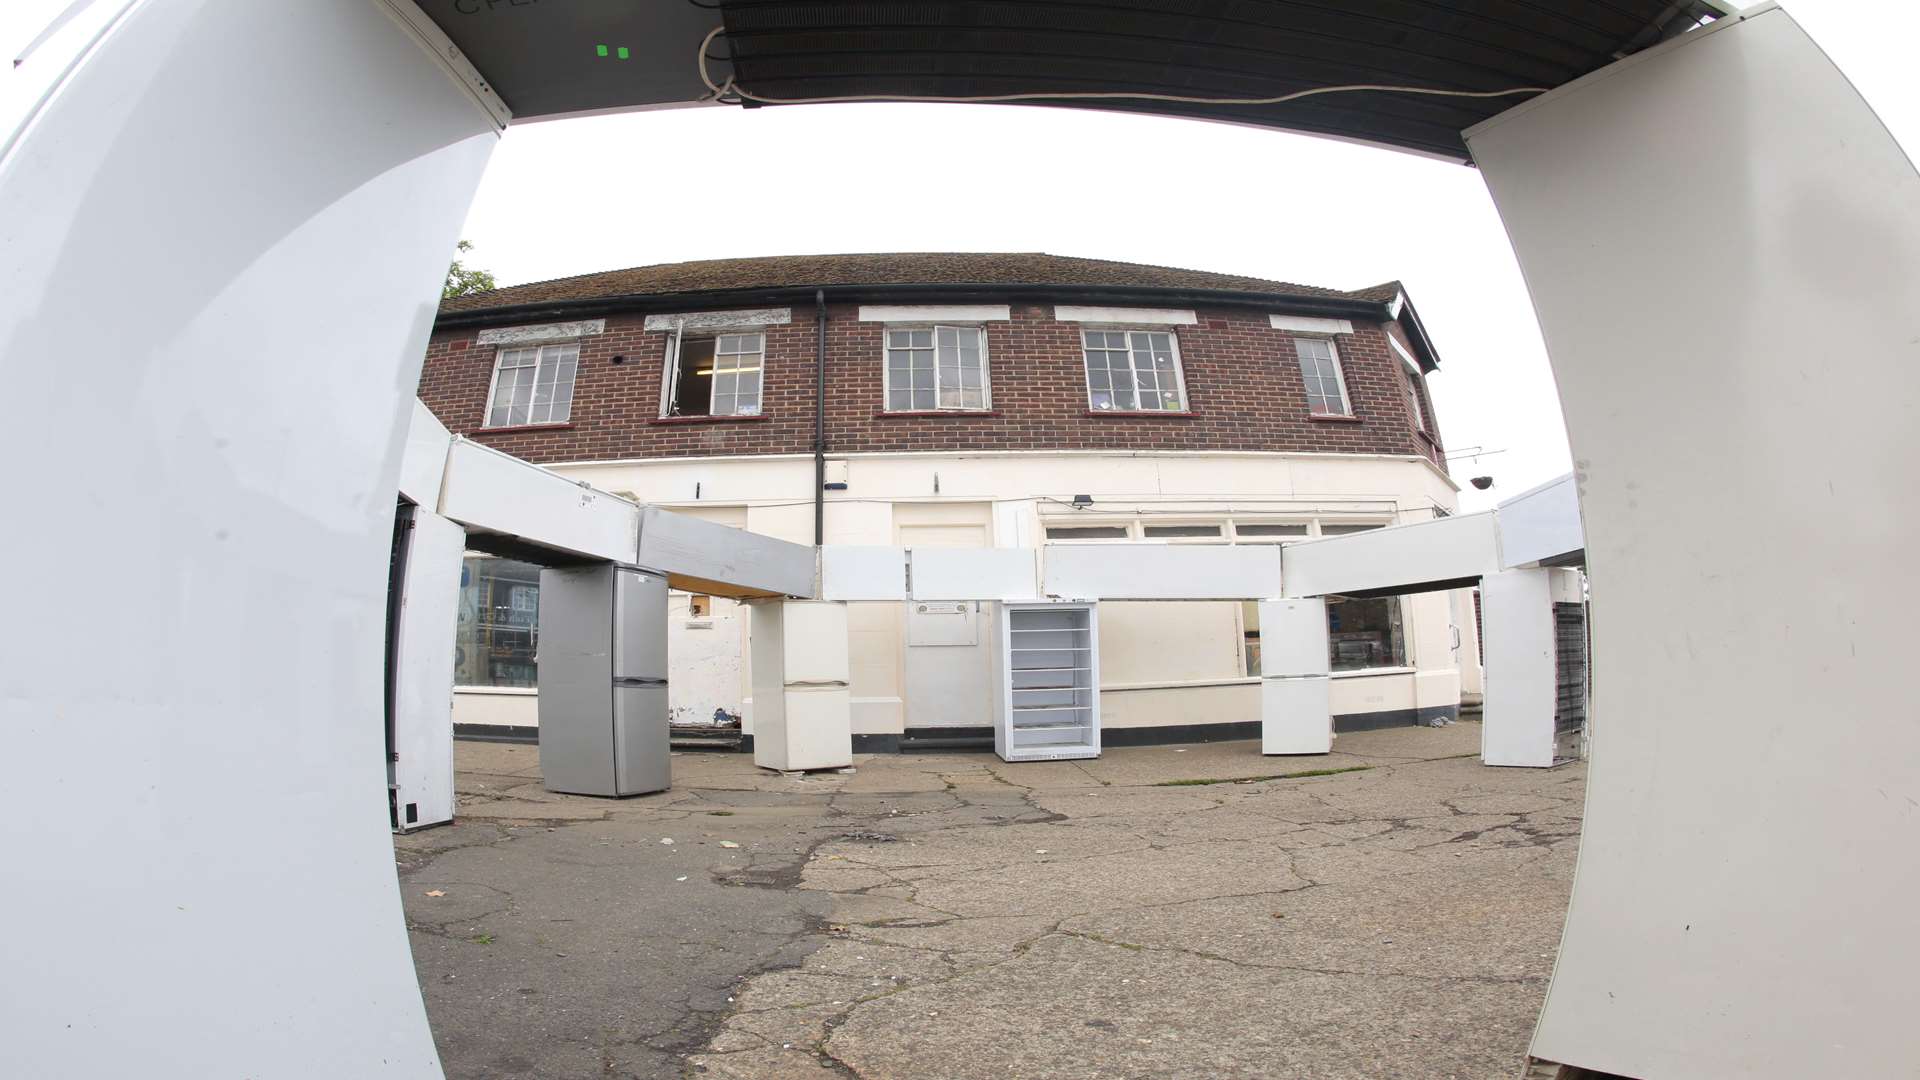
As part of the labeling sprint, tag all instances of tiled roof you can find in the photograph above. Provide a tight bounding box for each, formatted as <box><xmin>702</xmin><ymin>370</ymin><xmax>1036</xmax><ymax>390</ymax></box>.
<box><xmin>438</xmin><ymin>252</ymin><xmax>1386</xmax><ymax>315</ymax></box>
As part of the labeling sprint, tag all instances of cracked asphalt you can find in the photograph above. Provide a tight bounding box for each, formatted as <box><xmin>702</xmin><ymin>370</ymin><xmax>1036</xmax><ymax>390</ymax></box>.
<box><xmin>395</xmin><ymin>722</ymin><xmax>1585</xmax><ymax>1079</ymax></box>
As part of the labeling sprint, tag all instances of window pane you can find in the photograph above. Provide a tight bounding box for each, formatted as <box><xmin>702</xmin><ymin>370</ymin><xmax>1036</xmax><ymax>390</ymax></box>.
<box><xmin>1045</xmin><ymin>525</ymin><xmax>1130</xmax><ymax>540</ymax></box>
<box><xmin>912</xmin><ymin>387</ymin><xmax>935</xmax><ymax>409</ymax></box>
<box><xmin>1320</xmin><ymin>523</ymin><xmax>1384</xmax><ymax>535</ymax></box>
<box><xmin>1235</xmin><ymin>523</ymin><xmax>1309</xmax><ymax>537</ymax></box>
<box><xmin>1327</xmin><ymin>595</ymin><xmax>1407</xmax><ymax>671</ymax></box>
<box><xmin>1144</xmin><ymin>524</ymin><xmax>1222</xmax><ymax>538</ymax></box>
<box><xmin>910</xmin><ymin>330</ymin><xmax>932</xmax><ymax>348</ymax></box>
<box><xmin>735</xmin><ymin>395</ymin><xmax>760</xmax><ymax>415</ymax></box>
<box><xmin>455</xmin><ymin>556</ymin><xmax>542</xmax><ymax>687</ymax></box>
<box><xmin>888</xmin><ymin>388</ymin><xmax>912</xmax><ymax>410</ymax></box>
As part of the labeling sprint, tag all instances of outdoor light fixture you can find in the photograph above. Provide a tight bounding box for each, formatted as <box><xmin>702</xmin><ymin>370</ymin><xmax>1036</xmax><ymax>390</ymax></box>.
<box><xmin>1072</xmin><ymin>494</ymin><xmax>1094</xmax><ymax>506</ymax></box>
<box><xmin>1471</xmin><ymin>476</ymin><xmax>1494</xmax><ymax>490</ymax></box>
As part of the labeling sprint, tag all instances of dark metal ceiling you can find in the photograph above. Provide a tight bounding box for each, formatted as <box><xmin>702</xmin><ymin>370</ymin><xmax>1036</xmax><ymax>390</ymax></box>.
<box><xmin>712</xmin><ymin>0</ymin><xmax>1732</xmax><ymax>160</ymax></box>
<box><xmin>420</xmin><ymin>0</ymin><xmax>1728</xmax><ymax>161</ymax></box>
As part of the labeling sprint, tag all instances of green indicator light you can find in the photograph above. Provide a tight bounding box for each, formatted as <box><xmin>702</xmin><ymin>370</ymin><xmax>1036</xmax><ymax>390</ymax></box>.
<box><xmin>595</xmin><ymin>44</ymin><xmax>608</xmax><ymax>58</ymax></box>
<box><xmin>617</xmin><ymin>46</ymin><xmax>630</xmax><ymax>60</ymax></box>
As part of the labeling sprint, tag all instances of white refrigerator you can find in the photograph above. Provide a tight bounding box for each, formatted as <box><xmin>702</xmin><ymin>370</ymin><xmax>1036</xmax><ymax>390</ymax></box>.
<box><xmin>750</xmin><ymin>602</ymin><xmax>852</xmax><ymax>771</ymax></box>
<box><xmin>1258</xmin><ymin>598</ymin><xmax>1333</xmax><ymax>755</ymax></box>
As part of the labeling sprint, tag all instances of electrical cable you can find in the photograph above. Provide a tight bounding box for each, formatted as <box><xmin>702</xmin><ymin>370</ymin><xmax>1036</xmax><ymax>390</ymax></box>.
<box><xmin>697</xmin><ymin>26</ymin><xmax>1550</xmax><ymax>109</ymax></box>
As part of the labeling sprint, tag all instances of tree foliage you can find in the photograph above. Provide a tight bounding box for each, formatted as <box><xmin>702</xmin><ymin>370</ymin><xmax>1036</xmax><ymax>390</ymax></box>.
<box><xmin>443</xmin><ymin>240</ymin><xmax>496</xmax><ymax>298</ymax></box>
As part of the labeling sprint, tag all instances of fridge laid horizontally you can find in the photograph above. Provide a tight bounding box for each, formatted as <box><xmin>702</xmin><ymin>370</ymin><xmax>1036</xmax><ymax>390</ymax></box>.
<box><xmin>1258</xmin><ymin>598</ymin><xmax>1333</xmax><ymax>754</ymax></box>
<box><xmin>537</xmin><ymin>565</ymin><xmax>672</xmax><ymax>796</ymax></box>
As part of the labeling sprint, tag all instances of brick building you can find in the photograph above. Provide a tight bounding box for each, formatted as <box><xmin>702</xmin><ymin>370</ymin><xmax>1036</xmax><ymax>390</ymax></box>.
<box><xmin>419</xmin><ymin>253</ymin><xmax>1480</xmax><ymax>748</ymax></box>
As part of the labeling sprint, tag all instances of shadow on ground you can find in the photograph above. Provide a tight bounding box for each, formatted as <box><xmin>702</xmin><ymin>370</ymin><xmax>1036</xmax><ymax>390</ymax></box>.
<box><xmin>394</xmin><ymin>722</ymin><xmax>1584</xmax><ymax>1079</ymax></box>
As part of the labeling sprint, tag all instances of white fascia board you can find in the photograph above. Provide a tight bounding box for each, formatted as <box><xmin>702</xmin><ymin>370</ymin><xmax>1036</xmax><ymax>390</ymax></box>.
<box><xmin>1386</xmin><ymin>333</ymin><xmax>1423</xmax><ymax>374</ymax></box>
<box><xmin>909</xmin><ymin>548</ymin><xmax>1039</xmax><ymax>601</ymax></box>
<box><xmin>858</xmin><ymin>304</ymin><xmax>1010</xmax><ymax>322</ymax></box>
<box><xmin>821</xmin><ymin>546</ymin><xmax>909</xmax><ymax>600</ymax></box>
<box><xmin>642</xmin><ymin>308</ymin><xmax>791</xmax><ymax>331</ymax></box>
<box><xmin>1281</xmin><ymin>512</ymin><xmax>1500</xmax><ymax>598</ymax></box>
<box><xmin>440</xmin><ymin>439</ymin><xmax>640</xmax><ymax>563</ymax></box>
<box><xmin>1054</xmin><ymin>305</ymin><xmax>1197</xmax><ymax>325</ymax></box>
<box><xmin>1269</xmin><ymin>314</ymin><xmax>1354</xmax><ymax>335</ymax></box>
<box><xmin>474</xmin><ymin>318</ymin><xmax>604</xmax><ymax>346</ymax></box>
<box><xmin>637</xmin><ymin>505</ymin><xmax>815</xmax><ymax>598</ymax></box>
<box><xmin>398</xmin><ymin>398</ymin><xmax>452</xmax><ymax>506</ymax></box>
<box><xmin>1043</xmin><ymin>544</ymin><xmax>1282</xmax><ymax>600</ymax></box>
<box><xmin>1494</xmin><ymin>473</ymin><xmax>1584</xmax><ymax>569</ymax></box>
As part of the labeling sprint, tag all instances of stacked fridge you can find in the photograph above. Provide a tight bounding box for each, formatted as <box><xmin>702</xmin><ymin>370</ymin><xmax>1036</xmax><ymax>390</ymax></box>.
<box><xmin>994</xmin><ymin>601</ymin><xmax>1101</xmax><ymax>762</ymax></box>
<box><xmin>1258</xmin><ymin>598</ymin><xmax>1333</xmax><ymax>754</ymax></box>
<box><xmin>749</xmin><ymin>602</ymin><xmax>852</xmax><ymax>772</ymax></box>
<box><xmin>537</xmin><ymin>565</ymin><xmax>672</xmax><ymax>796</ymax></box>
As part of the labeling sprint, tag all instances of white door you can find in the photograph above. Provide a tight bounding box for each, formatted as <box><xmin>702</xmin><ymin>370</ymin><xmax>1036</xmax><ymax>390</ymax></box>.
<box><xmin>667</xmin><ymin>592</ymin><xmax>745</xmax><ymax>726</ymax></box>
<box><xmin>899</xmin><ymin>522</ymin><xmax>995</xmax><ymax>729</ymax></box>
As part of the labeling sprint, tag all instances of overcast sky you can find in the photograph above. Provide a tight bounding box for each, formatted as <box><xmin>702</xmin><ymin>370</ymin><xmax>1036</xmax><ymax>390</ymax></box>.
<box><xmin>6</xmin><ymin>1</ymin><xmax>1913</xmax><ymax>511</ymax></box>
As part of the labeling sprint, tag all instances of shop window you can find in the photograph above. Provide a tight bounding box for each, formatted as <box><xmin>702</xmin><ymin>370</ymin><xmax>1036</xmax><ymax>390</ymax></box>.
<box><xmin>454</xmin><ymin>555</ymin><xmax>542</xmax><ymax>687</ymax></box>
<box><xmin>1294</xmin><ymin>336</ymin><xmax>1351</xmax><ymax>416</ymax></box>
<box><xmin>1326</xmin><ymin>595</ymin><xmax>1407</xmax><ymax>671</ymax></box>
<box><xmin>886</xmin><ymin>326</ymin><xmax>988</xmax><ymax>410</ymax></box>
<box><xmin>485</xmin><ymin>342</ymin><xmax>578</xmax><ymax>427</ymax></box>
<box><xmin>666</xmin><ymin>332</ymin><xmax>763</xmax><ymax>417</ymax></box>
<box><xmin>1082</xmin><ymin>329</ymin><xmax>1187</xmax><ymax>412</ymax></box>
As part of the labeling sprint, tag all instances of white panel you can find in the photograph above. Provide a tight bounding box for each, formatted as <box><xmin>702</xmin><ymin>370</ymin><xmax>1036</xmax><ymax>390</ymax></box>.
<box><xmin>1261</xmin><ymin>676</ymin><xmax>1332</xmax><ymax>755</ymax></box>
<box><xmin>392</xmin><ymin>510</ymin><xmax>466</xmax><ymax>831</ymax></box>
<box><xmin>776</xmin><ymin>688</ymin><xmax>854</xmax><ymax>771</ymax></box>
<box><xmin>642</xmin><ymin>307</ymin><xmax>791</xmax><ymax>331</ymax></box>
<box><xmin>1043</xmin><ymin>544</ymin><xmax>1281</xmax><ymax>600</ymax></box>
<box><xmin>637</xmin><ymin>506</ymin><xmax>816</xmax><ymax>598</ymax></box>
<box><xmin>1052</xmin><ymin>305</ymin><xmax>1197</xmax><ymax>325</ymax></box>
<box><xmin>1477</xmin><ymin>569</ymin><xmax>1556</xmax><ymax>768</ymax></box>
<box><xmin>1256</xmin><ymin>599</ymin><xmax>1330</xmax><ymax>677</ymax></box>
<box><xmin>858</xmin><ymin>304</ymin><xmax>1011</xmax><ymax>322</ymax></box>
<box><xmin>781</xmin><ymin>602</ymin><xmax>850</xmax><ymax>684</ymax></box>
<box><xmin>910</xmin><ymin>547</ymin><xmax>1039</xmax><ymax>601</ymax></box>
<box><xmin>398</xmin><ymin>398</ymin><xmax>452</xmax><ymax>506</ymax></box>
<box><xmin>1268</xmin><ymin>314</ymin><xmax>1354</xmax><ymax>334</ymax></box>
<box><xmin>1281</xmin><ymin>513</ymin><xmax>1499</xmax><ymax>598</ymax></box>
<box><xmin>0</xmin><ymin>1</ymin><xmax>498</xmax><ymax>1075</ymax></box>
<box><xmin>1469</xmin><ymin>9</ymin><xmax>1920</xmax><ymax>1075</ymax></box>
<box><xmin>474</xmin><ymin>318</ymin><xmax>604</xmax><ymax>345</ymax></box>
<box><xmin>821</xmin><ymin>545</ymin><xmax>908</xmax><ymax>600</ymax></box>
<box><xmin>1494</xmin><ymin>473</ymin><xmax>1584</xmax><ymax>569</ymax></box>
<box><xmin>440</xmin><ymin>439</ymin><xmax>640</xmax><ymax>562</ymax></box>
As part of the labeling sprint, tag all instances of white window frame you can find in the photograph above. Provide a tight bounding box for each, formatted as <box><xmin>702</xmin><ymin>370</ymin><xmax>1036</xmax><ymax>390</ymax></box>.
<box><xmin>1080</xmin><ymin>327</ymin><xmax>1190</xmax><ymax>413</ymax></box>
<box><xmin>659</xmin><ymin>325</ymin><xmax>767</xmax><ymax>418</ymax></box>
<box><xmin>881</xmin><ymin>324</ymin><xmax>992</xmax><ymax>412</ymax></box>
<box><xmin>1292</xmin><ymin>335</ymin><xmax>1353</xmax><ymax>417</ymax></box>
<box><xmin>1405</xmin><ymin>368</ymin><xmax>1428</xmax><ymax>432</ymax></box>
<box><xmin>482</xmin><ymin>341</ymin><xmax>580</xmax><ymax>429</ymax></box>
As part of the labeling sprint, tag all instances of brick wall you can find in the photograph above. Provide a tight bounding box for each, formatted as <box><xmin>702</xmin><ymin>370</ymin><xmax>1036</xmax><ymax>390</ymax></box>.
<box><xmin>417</xmin><ymin>302</ymin><xmax>1443</xmax><ymax>467</ymax></box>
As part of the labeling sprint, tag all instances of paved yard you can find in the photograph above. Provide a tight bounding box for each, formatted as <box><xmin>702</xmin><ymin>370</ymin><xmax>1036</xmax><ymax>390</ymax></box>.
<box><xmin>395</xmin><ymin>722</ymin><xmax>1584</xmax><ymax>1079</ymax></box>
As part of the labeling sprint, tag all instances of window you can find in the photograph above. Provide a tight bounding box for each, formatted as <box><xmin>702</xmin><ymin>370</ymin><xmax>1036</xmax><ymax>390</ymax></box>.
<box><xmin>1233</xmin><ymin>523</ymin><xmax>1309</xmax><ymax>540</ymax></box>
<box><xmin>1143</xmin><ymin>524</ymin><xmax>1223</xmax><ymax>539</ymax></box>
<box><xmin>886</xmin><ymin>326</ymin><xmax>988</xmax><ymax>410</ymax></box>
<box><xmin>1082</xmin><ymin>329</ymin><xmax>1186</xmax><ymax>412</ymax></box>
<box><xmin>1405</xmin><ymin>370</ymin><xmax>1428</xmax><ymax>431</ymax></box>
<box><xmin>1319</xmin><ymin>523</ymin><xmax>1384</xmax><ymax>536</ymax></box>
<box><xmin>666</xmin><ymin>332</ymin><xmax>763</xmax><ymax>417</ymax></box>
<box><xmin>454</xmin><ymin>555</ymin><xmax>542</xmax><ymax>688</ymax></box>
<box><xmin>1044</xmin><ymin>524</ymin><xmax>1131</xmax><ymax>540</ymax></box>
<box><xmin>1327</xmin><ymin>595</ymin><xmax>1407</xmax><ymax>671</ymax></box>
<box><xmin>485</xmin><ymin>343</ymin><xmax>578</xmax><ymax>427</ymax></box>
<box><xmin>1293</xmin><ymin>337</ymin><xmax>1350</xmax><ymax>416</ymax></box>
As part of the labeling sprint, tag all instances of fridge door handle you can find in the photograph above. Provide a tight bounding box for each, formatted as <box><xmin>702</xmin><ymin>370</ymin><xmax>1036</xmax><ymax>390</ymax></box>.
<box><xmin>613</xmin><ymin>676</ymin><xmax>669</xmax><ymax>687</ymax></box>
<box><xmin>786</xmin><ymin>679</ymin><xmax>850</xmax><ymax>688</ymax></box>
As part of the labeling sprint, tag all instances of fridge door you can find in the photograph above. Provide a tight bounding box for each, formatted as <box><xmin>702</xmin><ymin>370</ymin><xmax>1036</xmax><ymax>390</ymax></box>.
<box><xmin>1256</xmin><ymin>598</ymin><xmax>1330</xmax><ymax>678</ymax></box>
<box><xmin>774</xmin><ymin>686</ymin><xmax>853</xmax><ymax>772</ymax></box>
<box><xmin>612</xmin><ymin>683</ymin><xmax>671</xmax><ymax>795</ymax></box>
<box><xmin>613</xmin><ymin>568</ymin><xmax>669</xmax><ymax>682</ymax></box>
<box><xmin>1262</xmin><ymin>675</ymin><xmax>1332</xmax><ymax>755</ymax></box>
<box><xmin>780</xmin><ymin>602</ymin><xmax>850</xmax><ymax>685</ymax></box>
<box><xmin>539</xmin><ymin>566</ymin><xmax>617</xmax><ymax>796</ymax></box>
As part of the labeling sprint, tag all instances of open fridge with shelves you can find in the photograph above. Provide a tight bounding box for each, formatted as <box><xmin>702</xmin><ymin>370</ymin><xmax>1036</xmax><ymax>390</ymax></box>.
<box><xmin>994</xmin><ymin>601</ymin><xmax>1100</xmax><ymax>762</ymax></box>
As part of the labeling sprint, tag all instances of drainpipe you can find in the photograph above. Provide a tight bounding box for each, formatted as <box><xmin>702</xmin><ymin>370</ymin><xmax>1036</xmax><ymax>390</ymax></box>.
<box><xmin>814</xmin><ymin>288</ymin><xmax>827</xmax><ymax>548</ymax></box>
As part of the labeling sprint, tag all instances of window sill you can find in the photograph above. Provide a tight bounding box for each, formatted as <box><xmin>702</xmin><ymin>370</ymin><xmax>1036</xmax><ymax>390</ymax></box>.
<box><xmin>873</xmin><ymin>409</ymin><xmax>1002</xmax><ymax>418</ymax></box>
<box><xmin>648</xmin><ymin>414</ymin><xmax>772</xmax><ymax>426</ymax></box>
<box><xmin>1308</xmin><ymin>412</ymin><xmax>1362</xmax><ymax>423</ymax></box>
<box><xmin>473</xmin><ymin>422</ymin><xmax>574</xmax><ymax>435</ymax></box>
<box><xmin>1084</xmin><ymin>409</ymin><xmax>1197</xmax><ymax>419</ymax></box>
<box><xmin>1330</xmin><ymin>667</ymin><xmax>1416</xmax><ymax>679</ymax></box>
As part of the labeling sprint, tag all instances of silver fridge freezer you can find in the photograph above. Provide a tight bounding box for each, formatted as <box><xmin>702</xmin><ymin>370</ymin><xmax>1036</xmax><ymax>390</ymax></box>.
<box><xmin>537</xmin><ymin>565</ymin><xmax>671</xmax><ymax>796</ymax></box>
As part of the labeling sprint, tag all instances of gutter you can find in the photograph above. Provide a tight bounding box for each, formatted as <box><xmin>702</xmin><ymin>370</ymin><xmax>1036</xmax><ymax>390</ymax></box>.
<box><xmin>814</xmin><ymin>288</ymin><xmax>827</xmax><ymax>547</ymax></box>
<box><xmin>435</xmin><ymin>281</ymin><xmax>1391</xmax><ymax>331</ymax></box>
